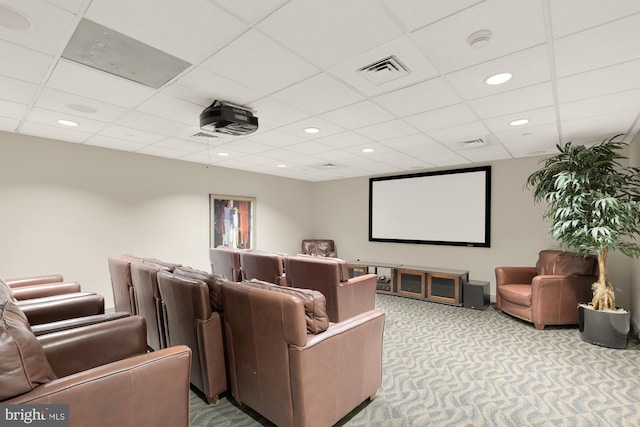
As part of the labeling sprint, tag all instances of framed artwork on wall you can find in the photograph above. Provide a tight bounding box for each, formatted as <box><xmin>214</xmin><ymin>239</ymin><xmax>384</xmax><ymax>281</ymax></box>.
<box><xmin>209</xmin><ymin>195</ymin><xmax>255</xmax><ymax>249</ymax></box>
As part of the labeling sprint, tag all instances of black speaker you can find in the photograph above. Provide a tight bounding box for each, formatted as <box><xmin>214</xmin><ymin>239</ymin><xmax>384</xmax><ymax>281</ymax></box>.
<box><xmin>463</xmin><ymin>280</ymin><xmax>489</xmax><ymax>310</ymax></box>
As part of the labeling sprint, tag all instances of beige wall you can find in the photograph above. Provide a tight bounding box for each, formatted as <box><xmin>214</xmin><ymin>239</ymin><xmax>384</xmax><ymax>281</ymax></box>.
<box><xmin>1</xmin><ymin>130</ymin><xmax>636</xmax><ymax>315</ymax></box>
<box><xmin>630</xmin><ymin>132</ymin><xmax>640</xmax><ymax>337</ymax></box>
<box><xmin>313</xmin><ymin>155</ymin><xmax>633</xmax><ymax>306</ymax></box>
<box><xmin>0</xmin><ymin>132</ymin><xmax>315</xmax><ymax>310</ymax></box>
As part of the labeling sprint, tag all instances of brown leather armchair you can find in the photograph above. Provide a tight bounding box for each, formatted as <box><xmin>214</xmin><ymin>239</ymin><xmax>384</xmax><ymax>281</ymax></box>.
<box><xmin>240</xmin><ymin>250</ymin><xmax>287</xmax><ymax>286</ymax></box>
<box><xmin>284</xmin><ymin>255</ymin><xmax>377</xmax><ymax>322</ymax></box>
<box><xmin>301</xmin><ymin>239</ymin><xmax>336</xmax><ymax>257</ymax></box>
<box><xmin>157</xmin><ymin>268</ymin><xmax>227</xmax><ymax>404</ymax></box>
<box><xmin>221</xmin><ymin>280</ymin><xmax>385</xmax><ymax>427</ymax></box>
<box><xmin>209</xmin><ymin>246</ymin><xmax>243</xmax><ymax>281</ymax></box>
<box><xmin>1</xmin><ymin>298</ymin><xmax>192</xmax><ymax>427</ymax></box>
<box><xmin>4</xmin><ymin>273</ymin><xmax>83</xmax><ymax>300</ymax></box>
<box><xmin>495</xmin><ymin>250</ymin><xmax>598</xmax><ymax>329</ymax></box>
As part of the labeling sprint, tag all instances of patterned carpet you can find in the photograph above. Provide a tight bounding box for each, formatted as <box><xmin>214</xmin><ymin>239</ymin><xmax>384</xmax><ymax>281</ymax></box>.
<box><xmin>190</xmin><ymin>294</ymin><xmax>640</xmax><ymax>427</ymax></box>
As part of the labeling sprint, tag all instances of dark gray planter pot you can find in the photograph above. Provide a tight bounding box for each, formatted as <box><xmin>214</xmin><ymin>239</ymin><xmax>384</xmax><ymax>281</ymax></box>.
<box><xmin>578</xmin><ymin>303</ymin><xmax>630</xmax><ymax>349</ymax></box>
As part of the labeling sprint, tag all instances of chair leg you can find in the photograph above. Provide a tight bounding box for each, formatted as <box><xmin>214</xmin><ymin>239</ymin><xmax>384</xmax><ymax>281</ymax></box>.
<box><xmin>207</xmin><ymin>394</ymin><xmax>219</xmax><ymax>405</ymax></box>
<box><xmin>534</xmin><ymin>323</ymin><xmax>545</xmax><ymax>330</ymax></box>
<box><xmin>369</xmin><ymin>393</ymin><xmax>377</xmax><ymax>401</ymax></box>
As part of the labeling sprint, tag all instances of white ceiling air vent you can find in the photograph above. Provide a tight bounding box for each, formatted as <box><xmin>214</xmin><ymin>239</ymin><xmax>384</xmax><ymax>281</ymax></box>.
<box><xmin>357</xmin><ymin>55</ymin><xmax>410</xmax><ymax>85</ymax></box>
<box><xmin>457</xmin><ymin>138</ymin><xmax>486</xmax><ymax>148</ymax></box>
<box><xmin>191</xmin><ymin>131</ymin><xmax>219</xmax><ymax>139</ymax></box>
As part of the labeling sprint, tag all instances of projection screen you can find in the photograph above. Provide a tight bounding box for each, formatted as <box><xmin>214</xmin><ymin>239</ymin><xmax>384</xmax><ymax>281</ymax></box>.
<box><xmin>369</xmin><ymin>166</ymin><xmax>491</xmax><ymax>247</ymax></box>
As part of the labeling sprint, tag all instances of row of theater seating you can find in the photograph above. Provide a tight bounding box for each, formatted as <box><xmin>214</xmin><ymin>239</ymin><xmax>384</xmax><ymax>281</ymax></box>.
<box><xmin>209</xmin><ymin>246</ymin><xmax>377</xmax><ymax>322</ymax></box>
<box><xmin>0</xmin><ymin>274</ymin><xmax>191</xmax><ymax>427</ymax></box>
<box><xmin>108</xmin><ymin>251</ymin><xmax>385</xmax><ymax>427</ymax></box>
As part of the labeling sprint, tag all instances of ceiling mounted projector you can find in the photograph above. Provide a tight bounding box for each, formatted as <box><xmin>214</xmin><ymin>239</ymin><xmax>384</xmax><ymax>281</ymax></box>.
<box><xmin>199</xmin><ymin>100</ymin><xmax>258</xmax><ymax>136</ymax></box>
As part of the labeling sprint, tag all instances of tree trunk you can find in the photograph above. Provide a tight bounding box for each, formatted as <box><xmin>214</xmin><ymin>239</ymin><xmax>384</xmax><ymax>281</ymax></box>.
<box><xmin>591</xmin><ymin>247</ymin><xmax>616</xmax><ymax>310</ymax></box>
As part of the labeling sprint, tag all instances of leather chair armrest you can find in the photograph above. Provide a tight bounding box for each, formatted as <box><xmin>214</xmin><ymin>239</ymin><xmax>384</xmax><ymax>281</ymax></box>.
<box><xmin>17</xmin><ymin>293</ymin><xmax>105</xmax><ymax>325</ymax></box>
<box><xmin>30</xmin><ymin>312</ymin><xmax>131</xmax><ymax>336</ymax></box>
<box><xmin>6</xmin><ymin>274</ymin><xmax>64</xmax><ymax>288</ymax></box>
<box><xmin>495</xmin><ymin>266</ymin><xmax>538</xmax><ymax>286</ymax></box>
<box><xmin>531</xmin><ymin>274</ymin><xmax>596</xmax><ymax>308</ymax></box>
<box><xmin>11</xmin><ymin>282</ymin><xmax>81</xmax><ymax>300</ymax></box>
<box><xmin>332</xmin><ymin>273</ymin><xmax>377</xmax><ymax>321</ymax></box>
<box><xmin>38</xmin><ymin>315</ymin><xmax>148</xmax><ymax>378</ymax></box>
<box><xmin>5</xmin><ymin>346</ymin><xmax>192</xmax><ymax>427</ymax></box>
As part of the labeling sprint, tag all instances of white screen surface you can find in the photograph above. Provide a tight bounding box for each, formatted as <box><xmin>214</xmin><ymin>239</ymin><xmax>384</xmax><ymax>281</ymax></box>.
<box><xmin>369</xmin><ymin>167</ymin><xmax>490</xmax><ymax>247</ymax></box>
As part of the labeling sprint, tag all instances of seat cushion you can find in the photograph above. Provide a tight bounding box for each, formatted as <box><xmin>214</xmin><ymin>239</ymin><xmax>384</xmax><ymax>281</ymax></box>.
<box><xmin>498</xmin><ymin>284</ymin><xmax>532</xmax><ymax>307</ymax></box>
<box><xmin>242</xmin><ymin>279</ymin><xmax>329</xmax><ymax>333</ymax></box>
<box><xmin>0</xmin><ymin>298</ymin><xmax>56</xmax><ymax>401</ymax></box>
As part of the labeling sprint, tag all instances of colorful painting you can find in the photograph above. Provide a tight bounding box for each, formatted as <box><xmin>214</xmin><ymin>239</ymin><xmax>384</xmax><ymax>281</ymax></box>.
<box><xmin>210</xmin><ymin>195</ymin><xmax>255</xmax><ymax>249</ymax></box>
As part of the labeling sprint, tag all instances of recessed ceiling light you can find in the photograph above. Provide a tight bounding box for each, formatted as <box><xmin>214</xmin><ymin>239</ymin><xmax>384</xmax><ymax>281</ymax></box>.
<box><xmin>485</xmin><ymin>72</ymin><xmax>512</xmax><ymax>85</ymax></box>
<box><xmin>217</xmin><ymin>152</ymin><xmax>229</xmax><ymax>157</ymax></box>
<box><xmin>509</xmin><ymin>119</ymin><xmax>529</xmax><ymax>126</ymax></box>
<box><xmin>0</xmin><ymin>4</ymin><xmax>32</xmax><ymax>30</ymax></box>
<box><xmin>57</xmin><ymin>119</ymin><xmax>79</xmax><ymax>127</ymax></box>
<box><xmin>304</xmin><ymin>127</ymin><xmax>320</xmax><ymax>134</ymax></box>
<box><xmin>362</xmin><ymin>148</ymin><xmax>374</xmax><ymax>153</ymax></box>
<box><xmin>467</xmin><ymin>29</ymin><xmax>492</xmax><ymax>49</ymax></box>
<box><xmin>277</xmin><ymin>164</ymin><xmax>287</xmax><ymax>168</ymax></box>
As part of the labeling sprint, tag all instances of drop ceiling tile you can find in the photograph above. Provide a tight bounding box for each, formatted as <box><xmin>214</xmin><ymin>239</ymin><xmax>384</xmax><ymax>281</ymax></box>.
<box><xmin>201</xmin><ymin>30</ymin><xmax>319</xmax><ymax>95</ymax></box>
<box><xmin>115</xmin><ymin>111</ymin><xmax>193</xmax><ymax>137</ymax></box>
<box><xmin>378</xmin><ymin>133</ymin><xmax>438</xmax><ymax>152</ymax></box>
<box><xmin>153</xmin><ymin>138</ymin><xmax>208</xmax><ymax>154</ymax></box>
<box><xmin>47</xmin><ymin>60</ymin><xmax>155</xmax><ymax>108</ymax></box>
<box><xmin>136</xmin><ymin>93</ymin><xmax>203</xmax><ymax>126</ymax></box>
<box><xmin>0</xmin><ymin>0</ymin><xmax>76</xmax><ymax>55</ymax></box>
<box><xmin>381</xmin><ymin>0</ymin><xmax>484</xmax><ymax>32</ymax></box>
<box><xmin>218</xmin><ymin>139</ymin><xmax>273</xmax><ymax>154</ymax></box>
<box><xmin>468</xmin><ymin>82</ymin><xmax>554</xmax><ymax>119</ymax></box>
<box><xmin>0</xmin><ymin>99</ymin><xmax>28</xmax><ymax>119</ymax></box>
<box><xmin>319</xmin><ymin>101</ymin><xmax>396</xmax><ymax>130</ymax></box>
<box><xmin>25</xmin><ymin>107</ymin><xmax>108</xmax><ymax>133</ymax></box>
<box><xmin>355</xmin><ymin>119</ymin><xmax>418</xmax><ymax>141</ymax></box>
<box><xmin>0</xmin><ymin>75</ymin><xmax>38</xmax><ymax>104</ymax></box>
<box><xmin>314</xmin><ymin>131</ymin><xmax>373</xmax><ymax>149</ymax></box>
<box><xmin>373</xmin><ymin>78</ymin><xmax>461</xmax><ymax>117</ymax></box>
<box><xmin>136</xmin><ymin>144</ymin><xmax>186</xmax><ymax>159</ymax></box>
<box><xmin>98</xmin><ymin>124</ymin><xmax>166</xmax><ymax>144</ymax></box>
<box><xmin>559</xmin><ymin>89</ymin><xmax>640</xmax><ymax>122</ymax></box>
<box><xmin>257</xmin><ymin>0</ymin><xmax>403</xmax><ymax>68</ymax></box>
<box><xmin>411</xmin><ymin>0</ymin><xmax>546</xmax><ymax>73</ymax></box>
<box><xmin>342</xmin><ymin>141</ymin><xmax>393</xmax><ymax>157</ymax></box>
<box><xmin>34</xmin><ymin>88</ymin><xmax>129</xmax><ymax>122</ymax></box>
<box><xmin>85</xmin><ymin>0</ymin><xmax>247</xmax><ymax>64</ymax></box>
<box><xmin>247</xmin><ymin>97</ymin><xmax>310</xmax><ymax>129</ymax></box>
<box><xmin>20</xmin><ymin>122</ymin><xmax>91</xmax><ymax>143</ymax></box>
<box><xmin>272</xmin><ymin>73</ymin><xmax>364</xmax><ymax>115</ymax></box>
<box><xmin>0</xmin><ymin>117</ymin><xmax>19</xmax><ymax>132</ymax></box>
<box><xmin>164</xmin><ymin>68</ymin><xmax>262</xmax><ymax>108</ymax></box>
<box><xmin>561</xmin><ymin>110</ymin><xmax>639</xmax><ymax>145</ymax></box>
<box><xmin>210</xmin><ymin>0</ymin><xmax>288</xmax><ymax>24</ymax></box>
<box><xmin>404</xmin><ymin>103</ymin><xmax>478</xmax><ymax>133</ymax></box>
<box><xmin>550</xmin><ymin>0</ymin><xmax>640</xmax><ymax>38</ymax></box>
<box><xmin>556</xmin><ymin>59</ymin><xmax>640</xmax><ymax>103</ymax></box>
<box><xmin>327</xmin><ymin>36</ymin><xmax>440</xmax><ymax>97</ymax></box>
<box><xmin>445</xmin><ymin>45</ymin><xmax>551</xmax><ymax>100</ymax></box>
<box><xmin>483</xmin><ymin>106</ymin><xmax>557</xmax><ymax>134</ymax></box>
<box><xmin>0</xmin><ymin>40</ymin><xmax>52</xmax><ymax>83</ymax></box>
<box><xmin>554</xmin><ymin>14</ymin><xmax>640</xmax><ymax>78</ymax></box>
<box><xmin>458</xmin><ymin>144</ymin><xmax>511</xmax><ymax>162</ymax></box>
<box><xmin>285</xmin><ymin>141</ymin><xmax>334</xmax><ymax>155</ymax></box>
<box><xmin>83</xmin><ymin>135</ymin><xmax>146</xmax><ymax>152</ymax></box>
<box><xmin>496</xmin><ymin>123</ymin><xmax>560</xmax><ymax>151</ymax></box>
<box><xmin>241</xmin><ymin>129</ymin><xmax>303</xmax><ymax>148</ymax></box>
<box><xmin>402</xmin><ymin>143</ymin><xmax>470</xmax><ymax>167</ymax></box>
<box><xmin>259</xmin><ymin>148</ymin><xmax>303</xmax><ymax>161</ymax></box>
<box><xmin>46</xmin><ymin>0</ymin><xmax>85</xmax><ymax>13</ymax></box>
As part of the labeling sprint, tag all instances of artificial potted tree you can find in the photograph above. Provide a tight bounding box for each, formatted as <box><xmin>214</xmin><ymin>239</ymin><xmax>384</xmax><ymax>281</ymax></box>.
<box><xmin>527</xmin><ymin>134</ymin><xmax>640</xmax><ymax>348</ymax></box>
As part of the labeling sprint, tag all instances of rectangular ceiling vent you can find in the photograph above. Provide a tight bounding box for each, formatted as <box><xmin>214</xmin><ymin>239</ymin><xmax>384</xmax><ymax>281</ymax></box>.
<box><xmin>457</xmin><ymin>138</ymin><xmax>486</xmax><ymax>148</ymax></box>
<box><xmin>190</xmin><ymin>131</ymin><xmax>220</xmax><ymax>143</ymax></box>
<box><xmin>357</xmin><ymin>55</ymin><xmax>410</xmax><ymax>85</ymax></box>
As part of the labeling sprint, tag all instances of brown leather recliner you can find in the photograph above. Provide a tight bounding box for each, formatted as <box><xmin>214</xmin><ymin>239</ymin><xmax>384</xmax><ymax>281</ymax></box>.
<box><xmin>240</xmin><ymin>250</ymin><xmax>287</xmax><ymax>286</ymax></box>
<box><xmin>107</xmin><ymin>255</ymin><xmax>139</xmax><ymax>315</ymax></box>
<box><xmin>301</xmin><ymin>239</ymin><xmax>337</xmax><ymax>257</ymax></box>
<box><xmin>1</xmin><ymin>276</ymin><xmax>105</xmax><ymax>325</ymax></box>
<box><xmin>221</xmin><ymin>280</ymin><xmax>385</xmax><ymax>427</ymax></box>
<box><xmin>495</xmin><ymin>250</ymin><xmax>598</xmax><ymax>329</ymax></box>
<box><xmin>0</xmin><ymin>298</ymin><xmax>192</xmax><ymax>427</ymax></box>
<box><xmin>284</xmin><ymin>255</ymin><xmax>377</xmax><ymax>322</ymax></box>
<box><xmin>209</xmin><ymin>246</ymin><xmax>243</xmax><ymax>281</ymax></box>
<box><xmin>130</xmin><ymin>260</ymin><xmax>175</xmax><ymax>350</ymax></box>
<box><xmin>157</xmin><ymin>268</ymin><xmax>227</xmax><ymax>404</ymax></box>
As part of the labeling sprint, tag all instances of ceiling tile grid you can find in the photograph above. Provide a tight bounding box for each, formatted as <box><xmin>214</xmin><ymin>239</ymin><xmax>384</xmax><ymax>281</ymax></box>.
<box><xmin>0</xmin><ymin>0</ymin><xmax>638</xmax><ymax>181</ymax></box>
